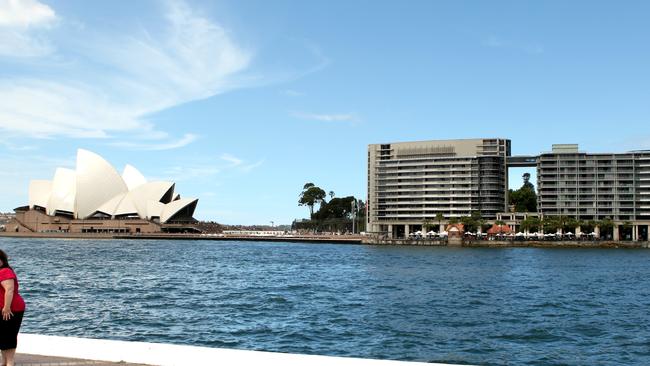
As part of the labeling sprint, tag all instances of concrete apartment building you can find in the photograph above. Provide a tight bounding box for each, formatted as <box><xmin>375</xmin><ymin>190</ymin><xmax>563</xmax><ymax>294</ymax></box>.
<box><xmin>367</xmin><ymin>138</ymin><xmax>650</xmax><ymax>241</ymax></box>
<box><xmin>537</xmin><ymin>144</ymin><xmax>650</xmax><ymax>241</ymax></box>
<box><xmin>367</xmin><ymin>138</ymin><xmax>511</xmax><ymax>238</ymax></box>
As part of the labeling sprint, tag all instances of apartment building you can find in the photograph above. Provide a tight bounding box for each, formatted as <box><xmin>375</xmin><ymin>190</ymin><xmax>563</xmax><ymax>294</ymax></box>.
<box><xmin>537</xmin><ymin>144</ymin><xmax>650</xmax><ymax>240</ymax></box>
<box><xmin>367</xmin><ymin>138</ymin><xmax>510</xmax><ymax>238</ymax></box>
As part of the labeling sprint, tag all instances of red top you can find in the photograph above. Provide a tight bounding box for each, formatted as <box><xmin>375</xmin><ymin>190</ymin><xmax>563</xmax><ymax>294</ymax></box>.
<box><xmin>0</xmin><ymin>268</ymin><xmax>26</xmax><ymax>312</ymax></box>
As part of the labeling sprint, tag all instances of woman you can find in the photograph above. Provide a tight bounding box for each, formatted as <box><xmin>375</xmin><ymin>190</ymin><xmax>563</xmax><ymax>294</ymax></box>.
<box><xmin>0</xmin><ymin>250</ymin><xmax>25</xmax><ymax>366</ymax></box>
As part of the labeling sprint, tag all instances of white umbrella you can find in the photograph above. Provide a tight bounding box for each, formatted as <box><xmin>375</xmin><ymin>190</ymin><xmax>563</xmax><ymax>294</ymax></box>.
<box><xmin>589</xmin><ymin>232</ymin><xmax>598</xmax><ymax>236</ymax></box>
<box><xmin>516</xmin><ymin>232</ymin><xmax>525</xmax><ymax>236</ymax></box>
<box><xmin>415</xmin><ymin>231</ymin><xmax>423</xmax><ymax>236</ymax></box>
<box><xmin>565</xmin><ymin>232</ymin><xmax>574</xmax><ymax>236</ymax></box>
<box><xmin>427</xmin><ymin>231</ymin><xmax>437</xmax><ymax>236</ymax></box>
<box><xmin>439</xmin><ymin>231</ymin><xmax>448</xmax><ymax>236</ymax></box>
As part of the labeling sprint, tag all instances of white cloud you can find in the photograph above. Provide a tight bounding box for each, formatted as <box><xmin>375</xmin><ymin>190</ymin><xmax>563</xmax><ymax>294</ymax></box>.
<box><xmin>220</xmin><ymin>153</ymin><xmax>243</xmax><ymax>166</ymax></box>
<box><xmin>292</xmin><ymin>111</ymin><xmax>358</xmax><ymax>122</ymax></box>
<box><xmin>0</xmin><ymin>0</ymin><xmax>56</xmax><ymax>27</ymax></box>
<box><xmin>160</xmin><ymin>164</ymin><xmax>221</xmax><ymax>182</ymax></box>
<box><xmin>0</xmin><ymin>29</ymin><xmax>54</xmax><ymax>57</ymax></box>
<box><xmin>281</xmin><ymin>89</ymin><xmax>304</xmax><ymax>97</ymax></box>
<box><xmin>0</xmin><ymin>0</ymin><xmax>57</xmax><ymax>57</ymax></box>
<box><xmin>220</xmin><ymin>153</ymin><xmax>264</xmax><ymax>172</ymax></box>
<box><xmin>240</xmin><ymin>159</ymin><xmax>264</xmax><ymax>172</ymax></box>
<box><xmin>482</xmin><ymin>35</ymin><xmax>544</xmax><ymax>55</ymax></box>
<box><xmin>109</xmin><ymin>133</ymin><xmax>199</xmax><ymax>151</ymax></box>
<box><xmin>0</xmin><ymin>0</ymin><xmax>251</xmax><ymax>149</ymax></box>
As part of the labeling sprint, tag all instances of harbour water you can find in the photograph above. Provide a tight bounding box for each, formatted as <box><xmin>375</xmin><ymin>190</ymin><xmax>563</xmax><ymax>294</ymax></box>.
<box><xmin>2</xmin><ymin>237</ymin><xmax>649</xmax><ymax>365</ymax></box>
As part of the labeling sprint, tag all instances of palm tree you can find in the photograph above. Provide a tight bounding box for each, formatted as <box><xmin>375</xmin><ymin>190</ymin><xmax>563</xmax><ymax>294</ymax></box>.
<box><xmin>435</xmin><ymin>212</ymin><xmax>444</xmax><ymax>230</ymax></box>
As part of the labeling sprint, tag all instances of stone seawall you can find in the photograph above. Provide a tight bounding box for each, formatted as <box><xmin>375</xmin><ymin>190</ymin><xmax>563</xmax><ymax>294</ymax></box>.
<box><xmin>366</xmin><ymin>239</ymin><xmax>650</xmax><ymax>248</ymax></box>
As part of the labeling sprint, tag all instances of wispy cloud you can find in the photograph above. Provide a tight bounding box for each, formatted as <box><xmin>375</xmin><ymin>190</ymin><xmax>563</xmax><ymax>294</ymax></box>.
<box><xmin>241</xmin><ymin>159</ymin><xmax>265</xmax><ymax>172</ymax></box>
<box><xmin>0</xmin><ymin>0</ymin><xmax>58</xmax><ymax>57</ymax></box>
<box><xmin>292</xmin><ymin>111</ymin><xmax>359</xmax><ymax>123</ymax></box>
<box><xmin>0</xmin><ymin>0</ymin><xmax>56</xmax><ymax>27</ymax></box>
<box><xmin>160</xmin><ymin>164</ymin><xmax>221</xmax><ymax>182</ymax></box>
<box><xmin>109</xmin><ymin>133</ymin><xmax>199</xmax><ymax>151</ymax></box>
<box><xmin>220</xmin><ymin>153</ymin><xmax>243</xmax><ymax>167</ymax></box>
<box><xmin>0</xmin><ymin>0</ymin><xmax>251</xmax><ymax>149</ymax></box>
<box><xmin>221</xmin><ymin>153</ymin><xmax>264</xmax><ymax>172</ymax></box>
<box><xmin>482</xmin><ymin>35</ymin><xmax>544</xmax><ymax>55</ymax></box>
<box><xmin>281</xmin><ymin>89</ymin><xmax>304</xmax><ymax>97</ymax></box>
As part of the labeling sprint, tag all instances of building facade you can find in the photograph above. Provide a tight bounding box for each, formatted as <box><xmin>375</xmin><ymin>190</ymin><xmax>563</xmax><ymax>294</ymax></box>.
<box><xmin>367</xmin><ymin>139</ymin><xmax>650</xmax><ymax>241</ymax></box>
<box><xmin>367</xmin><ymin>138</ymin><xmax>510</xmax><ymax>238</ymax></box>
<box><xmin>537</xmin><ymin>144</ymin><xmax>650</xmax><ymax>240</ymax></box>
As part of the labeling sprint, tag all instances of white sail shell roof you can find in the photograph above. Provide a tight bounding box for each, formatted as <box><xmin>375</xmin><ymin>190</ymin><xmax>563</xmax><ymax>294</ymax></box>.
<box><xmin>47</xmin><ymin>168</ymin><xmax>76</xmax><ymax>215</ymax></box>
<box><xmin>161</xmin><ymin>198</ymin><xmax>198</xmax><ymax>223</ymax></box>
<box><xmin>146</xmin><ymin>201</ymin><xmax>165</xmax><ymax>219</ymax></box>
<box><xmin>75</xmin><ymin>149</ymin><xmax>128</xmax><ymax>219</ymax></box>
<box><xmin>29</xmin><ymin>180</ymin><xmax>52</xmax><ymax>209</ymax></box>
<box><xmin>122</xmin><ymin>164</ymin><xmax>147</xmax><ymax>191</ymax></box>
<box><xmin>94</xmin><ymin>193</ymin><xmax>127</xmax><ymax>216</ymax></box>
<box><xmin>127</xmin><ymin>182</ymin><xmax>175</xmax><ymax>217</ymax></box>
<box><xmin>25</xmin><ymin>149</ymin><xmax>198</xmax><ymax>223</ymax></box>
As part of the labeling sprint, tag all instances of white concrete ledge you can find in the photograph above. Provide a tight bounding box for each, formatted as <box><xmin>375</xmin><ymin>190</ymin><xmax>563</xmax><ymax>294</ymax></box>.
<box><xmin>18</xmin><ymin>333</ymin><xmax>466</xmax><ymax>366</ymax></box>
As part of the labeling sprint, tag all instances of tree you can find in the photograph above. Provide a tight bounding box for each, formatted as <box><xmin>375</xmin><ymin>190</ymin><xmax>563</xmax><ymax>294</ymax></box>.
<box><xmin>435</xmin><ymin>212</ymin><xmax>444</xmax><ymax>228</ymax></box>
<box><xmin>460</xmin><ymin>215</ymin><xmax>478</xmax><ymax>233</ymax></box>
<box><xmin>422</xmin><ymin>219</ymin><xmax>435</xmax><ymax>232</ymax></box>
<box><xmin>299</xmin><ymin>183</ymin><xmax>327</xmax><ymax>219</ymax></box>
<box><xmin>314</xmin><ymin>196</ymin><xmax>356</xmax><ymax>220</ymax></box>
<box><xmin>449</xmin><ymin>217</ymin><xmax>460</xmax><ymax>225</ymax></box>
<box><xmin>542</xmin><ymin>216</ymin><xmax>561</xmax><ymax>233</ymax></box>
<box><xmin>329</xmin><ymin>191</ymin><xmax>335</xmax><ymax>200</ymax></box>
<box><xmin>509</xmin><ymin>173</ymin><xmax>537</xmax><ymax>212</ymax></box>
<box><xmin>520</xmin><ymin>216</ymin><xmax>541</xmax><ymax>232</ymax></box>
<box><xmin>563</xmin><ymin>217</ymin><xmax>579</xmax><ymax>232</ymax></box>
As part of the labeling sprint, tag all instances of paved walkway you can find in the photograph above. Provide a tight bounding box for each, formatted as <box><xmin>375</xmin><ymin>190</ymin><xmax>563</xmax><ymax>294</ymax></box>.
<box><xmin>16</xmin><ymin>354</ymin><xmax>151</xmax><ymax>366</ymax></box>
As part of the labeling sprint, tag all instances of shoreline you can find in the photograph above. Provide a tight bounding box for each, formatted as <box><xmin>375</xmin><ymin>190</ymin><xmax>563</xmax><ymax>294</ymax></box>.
<box><xmin>0</xmin><ymin>232</ymin><xmax>364</xmax><ymax>244</ymax></box>
<box><xmin>18</xmin><ymin>333</ymin><xmax>460</xmax><ymax>366</ymax></box>
<box><xmin>1</xmin><ymin>232</ymin><xmax>649</xmax><ymax>248</ymax></box>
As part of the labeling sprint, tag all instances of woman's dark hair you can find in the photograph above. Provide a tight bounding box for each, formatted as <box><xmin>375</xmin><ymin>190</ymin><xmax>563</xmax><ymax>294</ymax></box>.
<box><xmin>0</xmin><ymin>250</ymin><xmax>11</xmax><ymax>269</ymax></box>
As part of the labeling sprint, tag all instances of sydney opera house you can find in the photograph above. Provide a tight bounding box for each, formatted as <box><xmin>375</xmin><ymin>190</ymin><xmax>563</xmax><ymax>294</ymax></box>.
<box><xmin>6</xmin><ymin>149</ymin><xmax>199</xmax><ymax>234</ymax></box>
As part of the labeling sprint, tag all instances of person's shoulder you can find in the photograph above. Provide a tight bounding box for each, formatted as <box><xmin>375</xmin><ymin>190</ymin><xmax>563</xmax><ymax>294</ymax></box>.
<box><xmin>0</xmin><ymin>267</ymin><xmax>15</xmax><ymax>280</ymax></box>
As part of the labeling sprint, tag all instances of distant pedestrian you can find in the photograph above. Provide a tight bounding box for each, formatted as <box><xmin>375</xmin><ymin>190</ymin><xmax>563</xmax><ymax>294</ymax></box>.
<box><xmin>0</xmin><ymin>250</ymin><xmax>25</xmax><ymax>366</ymax></box>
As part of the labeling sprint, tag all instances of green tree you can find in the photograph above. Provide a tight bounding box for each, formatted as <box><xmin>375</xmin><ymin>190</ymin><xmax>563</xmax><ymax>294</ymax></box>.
<box><xmin>521</xmin><ymin>216</ymin><xmax>541</xmax><ymax>232</ymax></box>
<box><xmin>299</xmin><ymin>183</ymin><xmax>327</xmax><ymax>219</ymax></box>
<box><xmin>509</xmin><ymin>173</ymin><xmax>538</xmax><ymax>212</ymax></box>
<box><xmin>563</xmin><ymin>217</ymin><xmax>579</xmax><ymax>232</ymax></box>
<box><xmin>582</xmin><ymin>220</ymin><xmax>597</xmax><ymax>233</ymax></box>
<box><xmin>313</xmin><ymin>196</ymin><xmax>356</xmax><ymax>220</ymax></box>
<box><xmin>435</xmin><ymin>212</ymin><xmax>444</xmax><ymax>229</ymax></box>
<box><xmin>542</xmin><ymin>216</ymin><xmax>561</xmax><ymax>233</ymax></box>
<box><xmin>460</xmin><ymin>216</ymin><xmax>478</xmax><ymax>233</ymax></box>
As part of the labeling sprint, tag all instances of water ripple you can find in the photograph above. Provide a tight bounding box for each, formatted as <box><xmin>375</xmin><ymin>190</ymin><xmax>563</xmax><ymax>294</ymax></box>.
<box><xmin>2</xmin><ymin>238</ymin><xmax>650</xmax><ymax>365</ymax></box>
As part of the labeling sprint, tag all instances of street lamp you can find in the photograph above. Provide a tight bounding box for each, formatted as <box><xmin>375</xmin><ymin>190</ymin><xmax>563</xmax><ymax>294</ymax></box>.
<box><xmin>351</xmin><ymin>200</ymin><xmax>357</xmax><ymax>234</ymax></box>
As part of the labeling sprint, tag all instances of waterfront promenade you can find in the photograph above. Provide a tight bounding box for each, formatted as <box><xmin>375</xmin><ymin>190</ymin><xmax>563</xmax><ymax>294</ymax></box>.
<box><xmin>17</xmin><ymin>334</ymin><xmax>463</xmax><ymax>366</ymax></box>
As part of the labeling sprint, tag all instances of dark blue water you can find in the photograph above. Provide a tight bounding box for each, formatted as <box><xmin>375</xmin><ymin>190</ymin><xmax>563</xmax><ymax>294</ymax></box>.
<box><xmin>2</xmin><ymin>237</ymin><xmax>650</xmax><ymax>365</ymax></box>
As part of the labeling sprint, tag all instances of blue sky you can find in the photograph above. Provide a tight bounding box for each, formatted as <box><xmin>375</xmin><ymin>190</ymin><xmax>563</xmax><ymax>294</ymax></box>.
<box><xmin>1</xmin><ymin>0</ymin><xmax>649</xmax><ymax>224</ymax></box>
